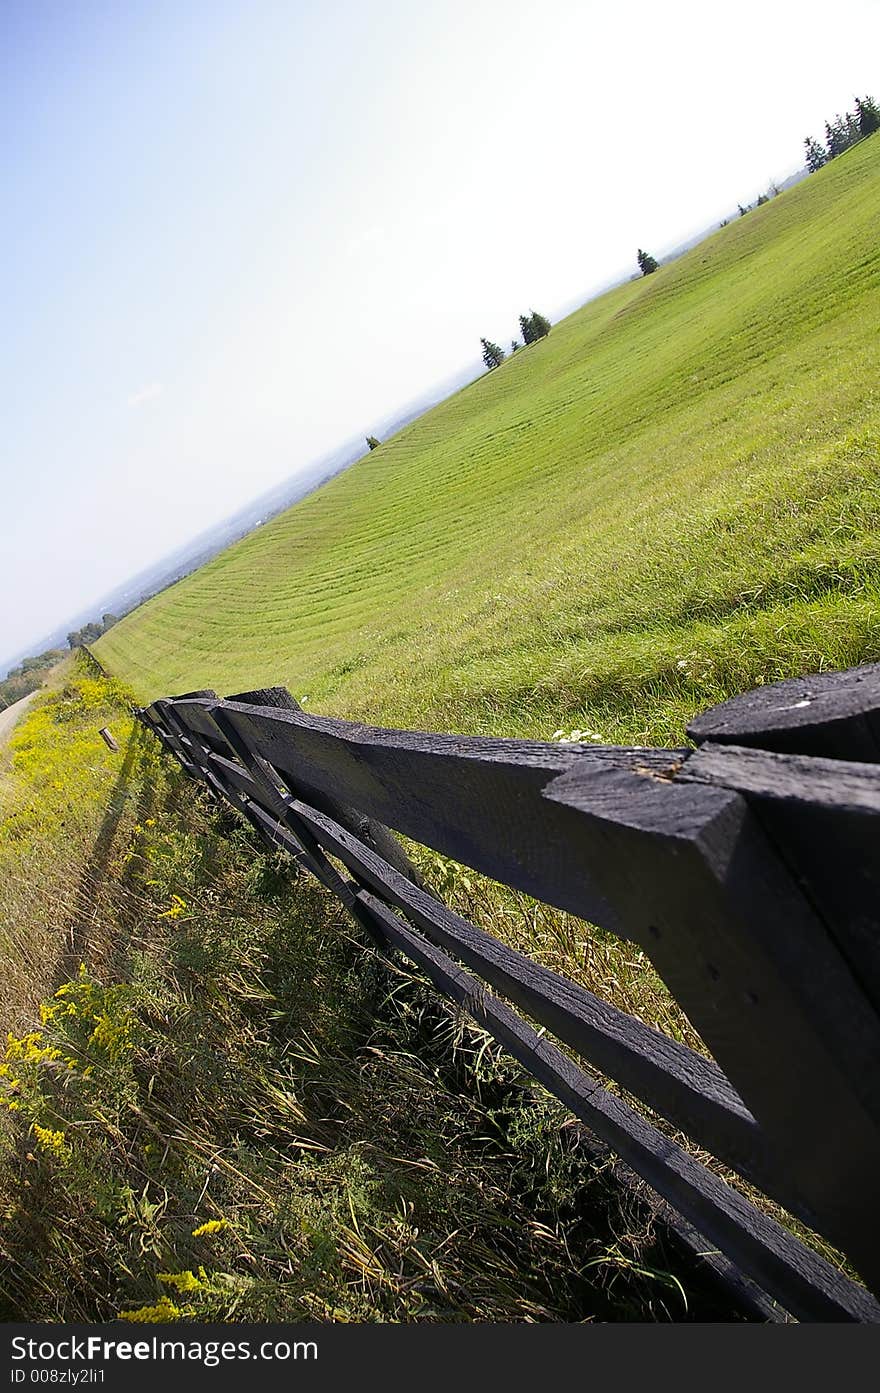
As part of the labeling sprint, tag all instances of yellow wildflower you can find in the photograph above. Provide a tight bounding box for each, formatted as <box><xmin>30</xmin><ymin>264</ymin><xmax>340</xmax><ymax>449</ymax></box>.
<box><xmin>31</xmin><ymin>1123</ymin><xmax>67</xmax><ymax>1154</ymax></box>
<box><xmin>89</xmin><ymin>1010</ymin><xmax>133</xmax><ymax>1061</ymax></box>
<box><xmin>118</xmin><ymin>1295</ymin><xmax>181</xmax><ymax>1323</ymax></box>
<box><xmin>159</xmin><ymin>895</ymin><xmax>188</xmax><ymax>920</ymax></box>
<box><xmin>158</xmin><ymin>1269</ymin><xmax>206</xmax><ymax>1293</ymax></box>
<box><xmin>191</xmin><ymin>1218</ymin><xmax>228</xmax><ymax>1238</ymax></box>
<box><xmin>5</xmin><ymin>1032</ymin><xmax>60</xmax><ymax>1066</ymax></box>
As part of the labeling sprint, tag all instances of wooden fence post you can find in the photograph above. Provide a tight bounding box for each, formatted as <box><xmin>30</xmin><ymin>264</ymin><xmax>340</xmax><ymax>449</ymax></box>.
<box><xmin>544</xmin><ymin>757</ymin><xmax>880</xmax><ymax>1293</ymax></box>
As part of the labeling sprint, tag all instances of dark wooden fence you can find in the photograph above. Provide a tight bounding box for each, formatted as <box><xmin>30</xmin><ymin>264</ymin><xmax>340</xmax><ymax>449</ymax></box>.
<box><xmin>135</xmin><ymin>663</ymin><xmax>880</xmax><ymax>1322</ymax></box>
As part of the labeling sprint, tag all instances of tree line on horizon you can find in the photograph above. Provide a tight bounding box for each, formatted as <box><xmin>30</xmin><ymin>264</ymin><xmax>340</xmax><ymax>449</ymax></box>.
<box><xmin>0</xmin><ymin>613</ymin><xmax>122</xmax><ymax>708</ymax></box>
<box><xmin>481</xmin><ymin>309</ymin><xmax>552</xmax><ymax>370</ymax></box>
<box><xmin>0</xmin><ymin>614</ymin><xmax>124</xmax><ymax>709</ymax></box>
<box><xmin>0</xmin><ymin>647</ymin><xmax>65</xmax><ymax>709</ymax></box>
<box><xmin>66</xmin><ymin>613</ymin><xmax>120</xmax><ymax>651</ymax></box>
<box><xmin>804</xmin><ymin>95</ymin><xmax>880</xmax><ymax>172</ymax></box>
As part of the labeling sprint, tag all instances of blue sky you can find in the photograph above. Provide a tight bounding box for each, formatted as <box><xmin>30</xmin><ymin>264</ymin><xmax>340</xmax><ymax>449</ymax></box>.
<box><xmin>3</xmin><ymin>0</ymin><xmax>879</xmax><ymax>664</ymax></box>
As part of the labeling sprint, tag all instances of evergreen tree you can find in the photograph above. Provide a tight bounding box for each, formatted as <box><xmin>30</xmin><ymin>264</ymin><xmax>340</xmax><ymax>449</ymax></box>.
<box><xmin>528</xmin><ymin>309</ymin><xmax>551</xmax><ymax>339</ymax></box>
<box><xmin>636</xmin><ymin>248</ymin><xmax>659</xmax><ymax>275</ymax></box>
<box><xmin>366</xmin><ymin>435</ymin><xmax>381</xmax><ymax>450</ymax></box>
<box><xmin>825</xmin><ymin>116</ymin><xmax>850</xmax><ymax>159</ymax></box>
<box><xmin>845</xmin><ymin>110</ymin><xmax>862</xmax><ymax>146</ymax></box>
<box><xmin>480</xmin><ymin>337</ymin><xmax>505</xmax><ymax>370</ymax></box>
<box><xmin>518</xmin><ymin>313</ymin><xmax>535</xmax><ymax>345</ymax></box>
<box><xmin>510</xmin><ymin>340</ymin><xmax>519</xmax><ymax>353</ymax></box>
<box><xmin>802</xmin><ymin>143</ymin><xmax>824</xmax><ymax>174</ymax></box>
<box><xmin>856</xmin><ymin>95</ymin><xmax>880</xmax><ymax>137</ymax></box>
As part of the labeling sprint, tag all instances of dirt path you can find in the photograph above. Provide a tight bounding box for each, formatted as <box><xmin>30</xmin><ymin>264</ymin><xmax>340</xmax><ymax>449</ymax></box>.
<box><xmin>0</xmin><ymin>690</ymin><xmax>37</xmax><ymax>748</ymax></box>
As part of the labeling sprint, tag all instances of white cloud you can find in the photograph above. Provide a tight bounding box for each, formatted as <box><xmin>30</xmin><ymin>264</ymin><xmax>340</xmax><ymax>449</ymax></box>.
<box><xmin>127</xmin><ymin>382</ymin><xmax>163</xmax><ymax>408</ymax></box>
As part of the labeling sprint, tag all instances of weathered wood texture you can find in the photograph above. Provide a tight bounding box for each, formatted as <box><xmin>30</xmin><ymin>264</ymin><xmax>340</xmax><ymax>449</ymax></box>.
<box><xmin>137</xmin><ymin>663</ymin><xmax>880</xmax><ymax>1322</ymax></box>
<box><xmin>687</xmin><ymin>661</ymin><xmax>880</xmax><ymax>760</ymax></box>
<box><xmin>679</xmin><ymin>743</ymin><xmax>880</xmax><ymax>1017</ymax></box>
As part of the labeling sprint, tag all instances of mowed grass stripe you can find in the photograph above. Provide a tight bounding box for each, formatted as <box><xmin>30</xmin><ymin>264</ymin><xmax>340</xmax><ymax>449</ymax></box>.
<box><xmin>98</xmin><ymin>134</ymin><xmax>880</xmax><ymax>748</ymax></box>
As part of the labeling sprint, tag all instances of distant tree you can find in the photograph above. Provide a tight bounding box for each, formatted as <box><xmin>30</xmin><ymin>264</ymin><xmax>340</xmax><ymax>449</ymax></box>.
<box><xmin>845</xmin><ymin>109</ymin><xmax>862</xmax><ymax>146</ymax></box>
<box><xmin>756</xmin><ymin>193</ymin><xmax>769</xmax><ymax>206</ymax></box>
<box><xmin>636</xmin><ymin>248</ymin><xmax>659</xmax><ymax>275</ymax></box>
<box><xmin>856</xmin><ymin>95</ymin><xmax>880</xmax><ymax>137</ymax></box>
<box><xmin>519</xmin><ymin>313</ymin><xmax>535</xmax><ymax>346</ymax></box>
<box><xmin>528</xmin><ymin>309</ymin><xmax>551</xmax><ymax>339</ymax></box>
<box><xmin>825</xmin><ymin>116</ymin><xmax>850</xmax><ymax>159</ymax></box>
<box><xmin>804</xmin><ymin>97</ymin><xmax>878</xmax><ymax>173</ymax></box>
<box><xmin>510</xmin><ymin>340</ymin><xmax>519</xmax><ymax>353</ymax></box>
<box><xmin>480</xmin><ymin>337</ymin><xmax>506</xmax><ymax>370</ymax></box>
<box><xmin>1</xmin><ymin>648</ymin><xmax>61</xmax><ymax>706</ymax></box>
<box><xmin>366</xmin><ymin>436</ymin><xmax>381</xmax><ymax>450</ymax></box>
<box><xmin>101</xmin><ymin>613</ymin><xmax>119</xmax><ymax>630</ymax></box>
<box><xmin>804</xmin><ymin>136</ymin><xmax>827</xmax><ymax>172</ymax></box>
<box><xmin>67</xmin><ymin>630</ymin><xmax>82</xmax><ymax>650</ymax></box>
<box><xmin>737</xmin><ymin>203</ymin><xmax>750</xmax><ymax>217</ymax></box>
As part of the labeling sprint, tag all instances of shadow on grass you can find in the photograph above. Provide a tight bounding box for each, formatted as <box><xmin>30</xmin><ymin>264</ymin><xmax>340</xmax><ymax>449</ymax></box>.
<box><xmin>51</xmin><ymin>725</ymin><xmax>153</xmax><ymax>992</ymax></box>
<box><xmin>0</xmin><ymin>727</ymin><xmax>160</xmax><ymax>1318</ymax></box>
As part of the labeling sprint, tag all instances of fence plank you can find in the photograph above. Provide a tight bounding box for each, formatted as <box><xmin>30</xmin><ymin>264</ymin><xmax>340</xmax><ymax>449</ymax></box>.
<box><xmin>216</xmin><ymin>689</ymin><xmax>431</xmax><ymax>892</ymax></box>
<box><xmin>284</xmin><ymin>796</ymin><xmax>819</xmax><ymax>1211</ymax></box>
<box><xmin>169</xmin><ymin>695</ymin><xmax>250</xmax><ymax>759</ymax></box>
<box><xmin>355</xmin><ymin>889</ymin><xmax>880</xmax><ymax>1323</ymax></box>
<box><xmin>150</xmin><ymin>701</ymin><xmax>201</xmax><ymax>777</ymax></box>
<box><xmin>688</xmin><ymin>662</ymin><xmax>880</xmax><ymax>760</ymax></box>
<box><xmin>213</xmin><ymin>700</ymin><xmax>681</xmax><ymax>934</ymax></box>
<box><xmin>198</xmin><ymin>704</ymin><xmax>392</xmax><ymax>950</ymax></box>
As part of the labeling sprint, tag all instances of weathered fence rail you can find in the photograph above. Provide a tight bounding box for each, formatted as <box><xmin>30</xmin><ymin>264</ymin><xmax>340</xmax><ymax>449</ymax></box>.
<box><xmin>135</xmin><ymin>662</ymin><xmax>880</xmax><ymax>1322</ymax></box>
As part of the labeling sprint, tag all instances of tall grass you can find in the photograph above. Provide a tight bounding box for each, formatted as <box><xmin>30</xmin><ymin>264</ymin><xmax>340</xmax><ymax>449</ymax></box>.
<box><xmin>0</xmin><ymin>664</ymin><xmax>745</xmax><ymax>1321</ymax></box>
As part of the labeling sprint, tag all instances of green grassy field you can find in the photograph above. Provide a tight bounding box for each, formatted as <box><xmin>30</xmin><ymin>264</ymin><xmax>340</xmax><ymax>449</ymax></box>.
<box><xmin>97</xmin><ymin>135</ymin><xmax>880</xmax><ymax>749</ymax></box>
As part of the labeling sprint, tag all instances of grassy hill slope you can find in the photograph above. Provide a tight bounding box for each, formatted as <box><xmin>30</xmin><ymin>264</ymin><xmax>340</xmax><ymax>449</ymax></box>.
<box><xmin>97</xmin><ymin>135</ymin><xmax>880</xmax><ymax>747</ymax></box>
